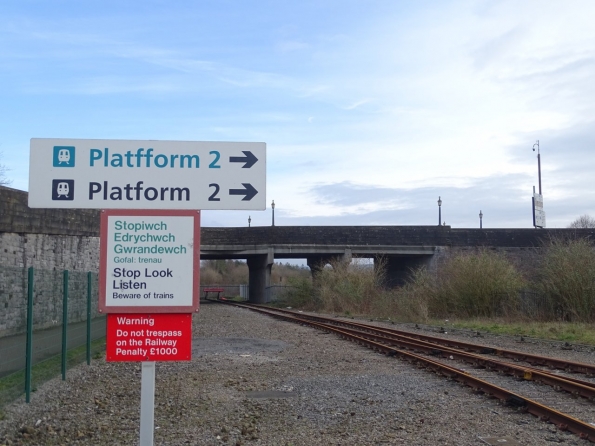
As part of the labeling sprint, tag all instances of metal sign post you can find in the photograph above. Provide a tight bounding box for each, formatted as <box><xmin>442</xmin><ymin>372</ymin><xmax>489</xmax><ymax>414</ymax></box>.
<box><xmin>101</xmin><ymin>211</ymin><xmax>198</xmax><ymax>446</ymax></box>
<box><xmin>140</xmin><ymin>362</ymin><xmax>156</xmax><ymax>446</ymax></box>
<box><xmin>28</xmin><ymin>138</ymin><xmax>267</xmax><ymax>446</ymax></box>
<box><xmin>532</xmin><ymin>141</ymin><xmax>545</xmax><ymax>228</ymax></box>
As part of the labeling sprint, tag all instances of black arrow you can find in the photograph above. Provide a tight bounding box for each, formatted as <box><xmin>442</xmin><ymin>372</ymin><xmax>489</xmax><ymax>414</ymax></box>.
<box><xmin>229</xmin><ymin>151</ymin><xmax>258</xmax><ymax>168</ymax></box>
<box><xmin>229</xmin><ymin>183</ymin><xmax>258</xmax><ymax>201</ymax></box>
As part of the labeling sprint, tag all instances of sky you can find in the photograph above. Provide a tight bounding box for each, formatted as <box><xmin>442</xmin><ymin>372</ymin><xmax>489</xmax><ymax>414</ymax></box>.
<box><xmin>1</xmin><ymin>0</ymin><xmax>595</xmax><ymax>229</ymax></box>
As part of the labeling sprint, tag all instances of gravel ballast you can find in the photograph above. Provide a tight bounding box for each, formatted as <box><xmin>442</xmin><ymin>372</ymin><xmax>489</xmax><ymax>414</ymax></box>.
<box><xmin>1</xmin><ymin>301</ymin><xmax>594</xmax><ymax>445</ymax></box>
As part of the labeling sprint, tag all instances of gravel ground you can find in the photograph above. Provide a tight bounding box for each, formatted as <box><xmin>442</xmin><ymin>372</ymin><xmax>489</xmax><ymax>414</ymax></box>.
<box><xmin>1</xmin><ymin>301</ymin><xmax>594</xmax><ymax>445</ymax></box>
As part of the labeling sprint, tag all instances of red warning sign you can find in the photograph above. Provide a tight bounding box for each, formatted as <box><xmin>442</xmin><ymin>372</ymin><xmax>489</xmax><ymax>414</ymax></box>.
<box><xmin>106</xmin><ymin>313</ymin><xmax>192</xmax><ymax>362</ymax></box>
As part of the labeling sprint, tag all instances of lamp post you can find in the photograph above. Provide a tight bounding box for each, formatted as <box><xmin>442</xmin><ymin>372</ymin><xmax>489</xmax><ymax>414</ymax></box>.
<box><xmin>533</xmin><ymin>140</ymin><xmax>542</xmax><ymax>195</ymax></box>
<box><xmin>532</xmin><ymin>140</ymin><xmax>546</xmax><ymax>229</ymax></box>
<box><xmin>248</xmin><ymin>216</ymin><xmax>251</xmax><ymax>227</ymax></box>
<box><xmin>437</xmin><ymin>196</ymin><xmax>442</xmax><ymax>226</ymax></box>
<box><xmin>479</xmin><ymin>210</ymin><xmax>483</xmax><ymax>229</ymax></box>
<box><xmin>271</xmin><ymin>200</ymin><xmax>275</xmax><ymax>226</ymax></box>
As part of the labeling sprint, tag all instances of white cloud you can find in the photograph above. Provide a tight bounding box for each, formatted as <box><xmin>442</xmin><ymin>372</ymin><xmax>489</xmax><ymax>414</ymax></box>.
<box><xmin>2</xmin><ymin>0</ymin><xmax>595</xmax><ymax>229</ymax></box>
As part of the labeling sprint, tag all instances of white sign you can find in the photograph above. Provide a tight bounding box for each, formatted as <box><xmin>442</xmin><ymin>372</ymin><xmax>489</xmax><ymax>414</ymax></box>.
<box><xmin>533</xmin><ymin>192</ymin><xmax>546</xmax><ymax>228</ymax></box>
<box><xmin>28</xmin><ymin>138</ymin><xmax>266</xmax><ymax>210</ymax></box>
<box><xmin>99</xmin><ymin>210</ymin><xmax>200</xmax><ymax>313</ymax></box>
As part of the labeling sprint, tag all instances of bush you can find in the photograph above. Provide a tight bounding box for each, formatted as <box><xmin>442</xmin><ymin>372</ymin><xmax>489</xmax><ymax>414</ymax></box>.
<box><xmin>200</xmin><ymin>267</ymin><xmax>223</xmax><ymax>285</ymax></box>
<box><xmin>429</xmin><ymin>249</ymin><xmax>526</xmax><ymax>318</ymax></box>
<box><xmin>394</xmin><ymin>249</ymin><xmax>526</xmax><ymax>320</ymax></box>
<box><xmin>537</xmin><ymin>237</ymin><xmax>595</xmax><ymax>322</ymax></box>
<box><xmin>263</xmin><ymin>241</ymin><xmax>595</xmax><ymax>325</ymax></box>
<box><xmin>388</xmin><ymin>267</ymin><xmax>434</xmax><ymax>322</ymax></box>
<box><xmin>279</xmin><ymin>276</ymin><xmax>316</xmax><ymax>309</ymax></box>
<box><xmin>316</xmin><ymin>259</ymin><xmax>381</xmax><ymax>315</ymax></box>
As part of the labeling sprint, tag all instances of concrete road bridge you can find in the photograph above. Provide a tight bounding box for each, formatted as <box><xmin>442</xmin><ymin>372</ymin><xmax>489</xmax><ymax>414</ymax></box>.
<box><xmin>201</xmin><ymin>226</ymin><xmax>595</xmax><ymax>303</ymax></box>
<box><xmin>2</xmin><ymin>186</ymin><xmax>595</xmax><ymax>304</ymax></box>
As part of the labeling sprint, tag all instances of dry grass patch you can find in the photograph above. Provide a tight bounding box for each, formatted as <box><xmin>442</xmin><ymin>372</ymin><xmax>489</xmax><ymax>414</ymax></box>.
<box><xmin>441</xmin><ymin>318</ymin><xmax>595</xmax><ymax>345</ymax></box>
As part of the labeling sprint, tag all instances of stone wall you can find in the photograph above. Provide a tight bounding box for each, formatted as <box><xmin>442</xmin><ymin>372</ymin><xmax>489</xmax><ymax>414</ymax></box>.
<box><xmin>0</xmin><ymin>186</ymin><xmax>99</xmax><ymax>236</ymax></box>
<box><xmin>0</xmin><ymin>232</ymin><xmax>99</xmax><ymax>270</ymax></box>
<box><xmin>0</xmin><ymin>186</ymin><xmax>100</xmax><ymax>336</ymax></box>
<box><xmin>0</xmin><ymin>265</ymin><xmax>99</xmax><ymax>337</ymax></box>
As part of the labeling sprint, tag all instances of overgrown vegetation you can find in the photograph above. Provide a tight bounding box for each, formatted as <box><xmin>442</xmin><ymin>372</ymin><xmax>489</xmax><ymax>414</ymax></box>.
<box><xmin>567</xmin><ymin>214</ymin><xmax>595</xmax><ymax>228</ymax></box>
<box><xmin>200</xmin><ymin>238</ymin><xmax>595</xmax><ymax>341</ymax></box>
<box><xmin>301</xmin><ymin>251</ymin><xmax>526</xmax><ymax>322</ymax></box>
<box><xmin>315</xmin><ymin>259</ymin><xmax>381</xmax><ymax>314</ymax></box>
<box><xmin>275</xmin><ymin>276</ymin><xmax>315</xmax><ymax>309</ymax></box>
<box><xmin>0</xmin><ymin>338</ymin><xmax>105</xmax><ymax>409</ymax></box>
<box><xmin>200</xmin><ymin>259</ymin><xmax>311</xmax><ymax>286</ymax></box>
<box><xmin>444</xmin><ymin>320</ymin><xmax>595</xmax><ymax>345</ymax></box>
<box><xmin>279</xmin><ymin>238</ymin><xmax>595</xmax><ymax>340</ymax></box>
<box><xmin>428</xmin><ymin>249</ymin><xmax>526</xmax><ymax>318</ymax></box>
<box><xmin>536</xmin><ymin>237</ymin><xmax>595</xmax><ymax>322</ymax></box>
<box><xmin>0</xmin><ymin>151</ymin><xmax>10</xmax><ymax>186</ymax></box>
<box><xmin>200</xmin><ymin>260</ymin><xmax>249</xmax><ymax>285</ymax></box>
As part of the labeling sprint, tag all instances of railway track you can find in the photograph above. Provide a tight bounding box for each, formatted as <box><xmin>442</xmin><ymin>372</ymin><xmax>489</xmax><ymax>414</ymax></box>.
<box><xmin>215</xmin><ymin>299</ymin><xmax>595</xmax><ymax>443</ymax></box>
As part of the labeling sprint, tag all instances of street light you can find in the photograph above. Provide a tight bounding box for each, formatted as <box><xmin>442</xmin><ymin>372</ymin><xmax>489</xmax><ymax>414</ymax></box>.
<box><xmin>479</xmin><ymin>210</ymin><xmax>483</xmax><ymax>229</ymax></box>
<box><xmin>248</xmin><ymin>215</ymin><xmax>251</xmax><ymax>227</ymax></box>
<box><xmin>532</xmin><ymin>140</ymin><xmax>546</xmax><ymax>229</ymax></box>
<box><xmin>271</xmin><ymin>200</ymin><xmax>275</xmax><ymax>226</ymax></box>
<box><xmin>437</xmin><ymin>196</ymin><xmax>442</xmax><ymax>226</ymax></box>
<box><xmin>533</xmin><ymin>140</ymin><xmax>542</xmax><ymax>195</ymax></box>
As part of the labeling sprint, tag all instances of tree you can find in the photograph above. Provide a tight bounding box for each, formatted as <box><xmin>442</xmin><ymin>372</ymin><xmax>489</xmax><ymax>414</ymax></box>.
<box><xmin>568</xmin><ymin>214</ymin><xmax>595</xmax><ymax>229</ymax></box>
<box><xmin>0</xmin><ymin>152</ymin><xmax>11</xmax><ymax>186</ymax></box>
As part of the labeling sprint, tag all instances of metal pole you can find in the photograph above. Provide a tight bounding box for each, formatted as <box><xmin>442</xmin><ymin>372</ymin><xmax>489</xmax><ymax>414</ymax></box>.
<box><xmin>537</xmin><ymin>151</ymin><xmax>542</xmax><ymax>195</ymax></box>
<box><xmin>86</xmin><ymin>272</ymin><xmax>92</xmax><ymax>365</ymax></box>
<box><xmin>271</xmin><ymin>200</ymin><xmax>275</xmax><ymax>226</ymax></box>
<box><xmin>61</xmin><ymin>270</ymin><xmax>69</xmax><ymax>380</ymax></box>
<box><xmin>533</xmin><ymin>140</ymin><xmax>542</xmax><ymax>195</ymax></box>
<box><xmin>140</xmin><ymin>362</ymin><xmax>156</xmax><ymax>445</ymax></box>
<box><xmin>25</xmin><ymin>267</ymin><xmax>34</xmax><ymax>403</ymax></box>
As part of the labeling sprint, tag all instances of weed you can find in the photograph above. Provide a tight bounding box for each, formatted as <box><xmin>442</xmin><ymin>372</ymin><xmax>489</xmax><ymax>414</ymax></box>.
<box><xmin>537</xmin><ymin>237</ymin><xmax>595</xmax><ymax>322</ymax></box>
<box><xmin>0</xmin><ymin>337</ymin><xmax>105</xmax><ymax>409</ymax></box>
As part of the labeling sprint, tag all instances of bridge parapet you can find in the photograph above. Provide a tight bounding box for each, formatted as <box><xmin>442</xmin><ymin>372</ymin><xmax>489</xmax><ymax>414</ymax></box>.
<box><xmin>201</xmin><ymin>226</ymin><xmax>595</xmax><ymax>248</ymax></box>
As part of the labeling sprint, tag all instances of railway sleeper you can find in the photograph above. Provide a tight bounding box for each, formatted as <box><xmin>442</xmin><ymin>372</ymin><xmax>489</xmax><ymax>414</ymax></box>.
<box><xmin>505</xmin><ymin>395</ymin><xmax>527</xmax><ymax>408</ymax></box>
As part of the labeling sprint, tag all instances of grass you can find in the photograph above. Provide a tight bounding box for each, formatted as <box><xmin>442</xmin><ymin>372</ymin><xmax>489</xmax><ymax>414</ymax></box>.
<box><xmin>437</xmin><ymin>319</ymin><xmax>595</xmax><ymax>345</ymax></box>
<box><xmin>0</xmin><ymin>337</ymin><xmax>105</xmax><ymax>409</ymax></box>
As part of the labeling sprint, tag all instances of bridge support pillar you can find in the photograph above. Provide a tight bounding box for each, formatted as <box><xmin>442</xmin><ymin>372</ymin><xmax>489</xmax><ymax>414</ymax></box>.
<box><xmin>376</xmin><ymin>255</ymin><xmax>434</xmax><ymax>288</ymax></box>
<box><xmin>247</xmin><ymin>249</ymin><xmax>274</xmax><ymax>303</ymax></box>
<box><xmin>307</xmin><ymin>250</ymin><xmax>352</xmax><ymax>278</ymax></box>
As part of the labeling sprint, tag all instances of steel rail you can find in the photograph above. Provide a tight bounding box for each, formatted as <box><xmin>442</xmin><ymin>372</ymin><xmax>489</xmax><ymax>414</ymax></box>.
<box><xmin>227</xmin><ymin>302</ymin><xmax>595</xmax><ymax>443</ymax></box>
<box><xmin>307</xmin><ymin>316</ymin><xmax>595</xmax><ymax>400</ymax></box>
<box><xmin>246</xmin><ymin>303</ymin><xmax>595</xmax><ymax>376</ymax></box>
<box><xmin>289</xmin><ymin>312</ymin><xmax>595</xmax><ymax>393</ymax></box>
<box><xmin>232</xmin><ymin>303</ymin><xmax>595</xmax><ymax>399</ymax></box>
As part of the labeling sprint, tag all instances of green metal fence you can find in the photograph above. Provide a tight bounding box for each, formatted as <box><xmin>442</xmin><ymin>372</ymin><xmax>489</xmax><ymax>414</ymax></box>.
<box><xmin>0</xmin><ymin>267</ymin><xmax>106</xmax><ymax>408</ymax></box>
